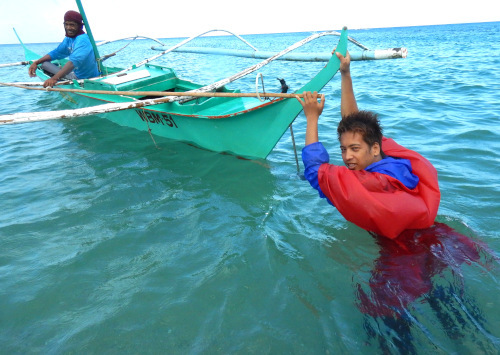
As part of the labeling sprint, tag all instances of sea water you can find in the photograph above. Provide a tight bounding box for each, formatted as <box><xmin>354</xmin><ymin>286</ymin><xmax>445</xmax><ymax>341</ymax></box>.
<box><xmin>0</xmin><ymin>22</ymin><xmax>499</xmax><ymax>354</ymax></box>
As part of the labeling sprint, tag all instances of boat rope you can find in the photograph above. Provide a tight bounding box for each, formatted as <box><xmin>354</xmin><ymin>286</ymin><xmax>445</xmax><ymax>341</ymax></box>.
<box><xmin>289</xmin><ymin>124</ymin><xmax>300</xmax><ymax>175</ymax></box>
<box><xmin>141</xmin><ymin>108</ymin><xmax>160</xmax><ymax>149</ymax></box>
<box><xmin>255</xmin><ymin>73</ymin><xmax>269</xmax><ymax>103</ymax></box>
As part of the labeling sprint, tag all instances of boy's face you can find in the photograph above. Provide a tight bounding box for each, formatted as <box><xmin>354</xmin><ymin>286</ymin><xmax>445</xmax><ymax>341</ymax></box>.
<box><xmin>340</xmin><ymin>131</ymin><xmax>381</xmax><ymax>170</ymax></box>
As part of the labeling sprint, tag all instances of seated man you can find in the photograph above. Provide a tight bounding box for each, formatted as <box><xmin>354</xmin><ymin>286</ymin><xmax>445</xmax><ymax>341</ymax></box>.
<box><xmin>296</xmin><ymin>51</ymin><xmax>440</xmax><ymax>239</ymax></box>
<box><xmin>28</xmin><ymin>10</ymin><xmax>100</xmax><ymax>87</ymax></box>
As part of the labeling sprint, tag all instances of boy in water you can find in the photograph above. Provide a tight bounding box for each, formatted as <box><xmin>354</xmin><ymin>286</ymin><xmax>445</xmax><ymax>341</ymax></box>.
<box><xmin>296</xmin><ymin>51</ymin><xmax>440</xmax><ymax>238</ymax></box>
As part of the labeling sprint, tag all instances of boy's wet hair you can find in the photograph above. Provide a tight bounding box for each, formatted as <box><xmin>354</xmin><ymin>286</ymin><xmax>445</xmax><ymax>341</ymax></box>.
<box><xmin>337</xmin><ymin>110</ymin><xmax>384</xmax><ymax>150</ymax></box>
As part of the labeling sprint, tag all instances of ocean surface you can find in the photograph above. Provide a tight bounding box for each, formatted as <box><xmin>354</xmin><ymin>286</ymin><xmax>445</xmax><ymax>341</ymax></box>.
<box><xmin>1</xmin><ymin>22</ymin><xmax>499</xmax><ymax>354</ymax></box>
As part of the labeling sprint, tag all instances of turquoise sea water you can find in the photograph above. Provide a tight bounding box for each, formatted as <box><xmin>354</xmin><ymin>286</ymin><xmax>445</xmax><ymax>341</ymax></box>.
<box><xmin>1</xmin><ymin>22</ymin><xmax>499</xmax><ymax>354</ymax></box>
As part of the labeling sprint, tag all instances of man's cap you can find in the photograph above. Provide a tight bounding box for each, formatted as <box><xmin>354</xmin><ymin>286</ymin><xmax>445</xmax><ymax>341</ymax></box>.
<box><xmin>64</xmin><ymin>10</ymin><xmax>83</xmax><ymax>24</ymax></box>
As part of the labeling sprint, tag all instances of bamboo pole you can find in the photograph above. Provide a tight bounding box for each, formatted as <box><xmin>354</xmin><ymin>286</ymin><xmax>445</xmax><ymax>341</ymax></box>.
<box><xmin>0</xmin><ymin>80</ymin><xmax>79</xmax><ymax>87</ymax></box>
<box><xmin>0</xmin><ymin>81</ymin><xmax>313</xmax><ymax>99</ymax></box>
<box><xmin>0</xmin><ymin>88</ymin><xmax>322</xmax><ymax>125</ymax></box>
<box><xmin>0</xmin><ymin>61</ymin><xmax>30</xmax><ymax>68</ymax></box>
<box><xmin>116</xmin><ymin>30</ymin><xmax>232</xmax><ymax>76</ymax></box>
<box><xmin>75</xmin><ymin>0</ymin><xmax>103</xmax><ymax>73</ymax></box>
<box><xmin>164</xmin><ymin>47</ymin><xmax>408</xmax><ymax>62</ymax></box>
<box><xmin>177</xmin><ymin>30</ymin><xmax>343</xmax><ymax>104</ymax></box>
<box><xmin>97</xmin><ymin>35</ymin><xmax>166</xmax><ymax>47</ymax></box>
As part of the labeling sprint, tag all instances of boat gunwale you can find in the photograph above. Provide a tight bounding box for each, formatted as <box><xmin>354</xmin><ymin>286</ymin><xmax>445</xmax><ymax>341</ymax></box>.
<box><xmin>58</xmin><ymin>88</ymin><xmax>287</xmax><ymax>120</ymax></box>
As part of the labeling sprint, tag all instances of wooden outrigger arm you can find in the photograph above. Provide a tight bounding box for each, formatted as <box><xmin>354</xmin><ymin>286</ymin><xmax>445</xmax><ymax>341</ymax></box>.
<box><xmin>96</xmin><ymin>35</ymin><xmax>166</xmax><ymax>47</ymax></box>
<box><xmin>177</xmin><ymin>30</ymin><xmax>349</xmax><ymax>103</ymax></box>
<box><xmin>110</xmin><ymin>29</ymin><xmax>259</xmax><ymax>76</ymax></box>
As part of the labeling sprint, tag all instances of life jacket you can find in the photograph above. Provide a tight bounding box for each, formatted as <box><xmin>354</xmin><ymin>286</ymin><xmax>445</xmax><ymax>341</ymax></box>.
<box><xmin>318</xmin><ymin>137</ymin><xmax>440</xmax><ymax>238</ymax></box>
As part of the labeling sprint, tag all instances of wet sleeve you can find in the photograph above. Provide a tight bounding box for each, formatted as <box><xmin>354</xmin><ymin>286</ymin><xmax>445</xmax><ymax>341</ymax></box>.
<box><xmin>301</xmin><ymin>142</ymin><xmax>329</xmax><ymax>200</ymax></box>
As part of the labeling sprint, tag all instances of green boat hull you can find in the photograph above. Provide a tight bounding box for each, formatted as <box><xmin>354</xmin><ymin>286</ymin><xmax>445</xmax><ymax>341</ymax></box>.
<box><xmin>22</xmin><ymin>30</ymin><xmax>348</xmax><ymax>159</ymax></box>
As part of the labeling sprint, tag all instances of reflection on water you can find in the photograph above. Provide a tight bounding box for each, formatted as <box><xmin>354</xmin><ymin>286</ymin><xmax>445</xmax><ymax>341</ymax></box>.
<box><xmin>356</xmin><ymin>223</ymin><xmax>499</xmax><ymax>353</ymax></box>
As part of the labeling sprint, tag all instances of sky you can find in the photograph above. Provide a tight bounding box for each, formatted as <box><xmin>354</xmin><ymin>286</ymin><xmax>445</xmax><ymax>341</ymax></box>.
<box><xmin>0</xmin><ymin>0</ymin><xmax>498</xmax><ymax>44</ymax></box>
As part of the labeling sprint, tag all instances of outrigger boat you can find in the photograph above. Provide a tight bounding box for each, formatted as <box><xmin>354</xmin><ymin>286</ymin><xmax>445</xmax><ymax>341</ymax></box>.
<box><xmin>0</xmin><ymin>0</ymin><xmax>405</xmax><ymax>159</ymax></box>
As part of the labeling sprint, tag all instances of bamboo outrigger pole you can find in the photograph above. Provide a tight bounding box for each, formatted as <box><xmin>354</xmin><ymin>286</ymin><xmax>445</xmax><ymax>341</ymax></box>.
<box><xmin>0</xmin><ymin>81</ymin><xmax>311</xmax><ymax>99</ymax></box>
<box><xmin>0</xmin><ymin>89</ymin><xmax>323</xmax><ymax>125</ymax></box>
<box><xmin>164</xmin><ymin>46</ymin><xmax>408</xmax><ymax>62</ymax></box>
<box><xmin>0</xmin><ymin>61</ymin><xmax>30</xmax><ymax>68</ymax></box>
<box><xmin>149</xmin><ymin>30</ymin><xmax>407</xmax><ymax>62</ymax></box>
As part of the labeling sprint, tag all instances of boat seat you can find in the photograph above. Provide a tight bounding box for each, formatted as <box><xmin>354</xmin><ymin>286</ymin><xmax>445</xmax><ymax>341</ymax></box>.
<box><xmin>100</xmin><ymin>69</ymin><xmax>151</xmax><ymax>85</ymax></box>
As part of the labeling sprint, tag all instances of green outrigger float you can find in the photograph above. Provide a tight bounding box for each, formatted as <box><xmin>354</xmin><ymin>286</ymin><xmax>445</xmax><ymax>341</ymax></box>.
<box><xmin>1</xmin><ymin>1</ymin><xmax>349</xmax><ymax>159</ymax></box>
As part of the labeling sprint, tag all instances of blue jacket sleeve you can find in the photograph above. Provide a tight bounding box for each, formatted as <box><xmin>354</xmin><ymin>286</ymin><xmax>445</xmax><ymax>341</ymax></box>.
<box><xmin>301</xmin><ymin>142</ymin><xmax>329</xmax><ymax>200</ymax></box>
<box><xmin>48</xmin><ymin>38</ymin><xmax>71</xmax><ymax>60</ymax></box>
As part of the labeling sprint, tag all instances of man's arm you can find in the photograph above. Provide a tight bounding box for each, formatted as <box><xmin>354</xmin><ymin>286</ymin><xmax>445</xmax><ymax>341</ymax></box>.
<box><xmin>28</xmin><ymin>53</ymin><xmax>75</xmax><ymax>87</ymax></box>
<box><xmin>336</xmin><ymin>51</ymin><xmax>358</xmax><ymax>117</ymax></box>
<box><xmin>296</xmin><ymin>91</ymin><xmax>331</xmax><ymax>202</ymax></box>
<box><xmin>43</xmin><ymin>61</ymin><xmax>75</xmax><ymax>88</ymax></box>
<box><xmin>28</xmin><ymin>54</ymin><xmax>51</xmax><ymax>77</ymax></box>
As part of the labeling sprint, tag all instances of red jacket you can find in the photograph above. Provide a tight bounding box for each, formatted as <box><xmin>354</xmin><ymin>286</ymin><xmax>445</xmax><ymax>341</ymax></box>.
<box><xmin>318</xmin><ymin>137</ymin><xmax>440</xmax><ymax>238</ymax></box>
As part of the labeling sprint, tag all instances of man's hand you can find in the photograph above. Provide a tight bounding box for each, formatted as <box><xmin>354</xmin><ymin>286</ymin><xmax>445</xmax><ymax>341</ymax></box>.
<box><xmin>28</xmin><ymin>62</ymin><xmax>39</xmax><ymax>77</ymax></box>
<box><xmin>28</xmin><ymin>55</ymin><xmax>51</xmax><ymax>77</ymax></box>
<box><xmin>296</xmin><ymin>91</ymin><xmax>325</xmax><ymax>146</ymax></box>
<box><xmin>336</xmin><ymin>51</ymin><xmax>351</xmax><ymax>75</ymax></box>
<box><xmin>43</xmin><ymin>77</ymin><xmax>58</xmax><ymax>88</ymax></box>
<box><xmin>295</xmin><ymin>91</ymin><xmax>325</xmax><ymax>122</ymax></box>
